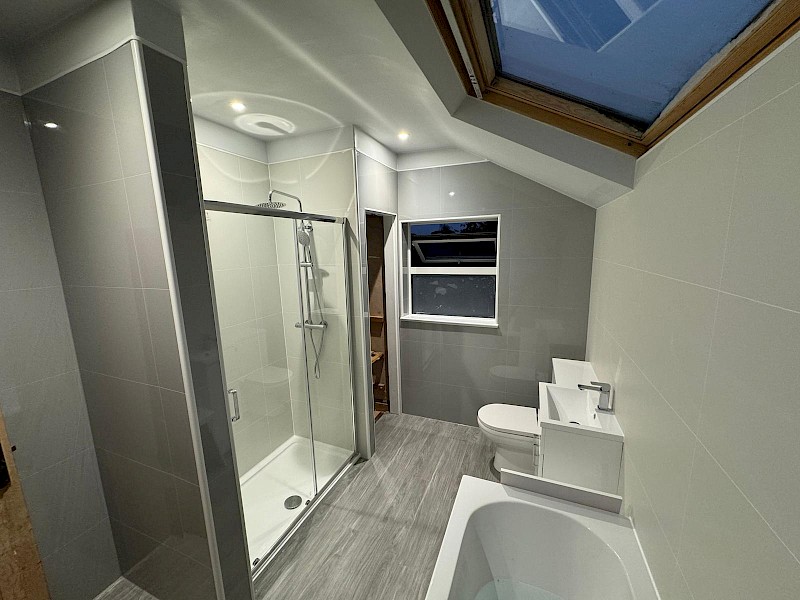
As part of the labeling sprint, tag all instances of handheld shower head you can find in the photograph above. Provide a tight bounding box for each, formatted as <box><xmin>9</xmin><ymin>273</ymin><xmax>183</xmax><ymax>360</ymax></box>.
<box><xmin>296</xmin><ymin>226</ymin><xmax>311</xmax><ymax>246</ymax></box>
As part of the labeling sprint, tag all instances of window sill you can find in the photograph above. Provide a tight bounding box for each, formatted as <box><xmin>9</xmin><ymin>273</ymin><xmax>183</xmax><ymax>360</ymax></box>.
<box><xmin>400</xmin><ymin>314</ymin><xmax>499</xmax><ymax>328</ymax></box>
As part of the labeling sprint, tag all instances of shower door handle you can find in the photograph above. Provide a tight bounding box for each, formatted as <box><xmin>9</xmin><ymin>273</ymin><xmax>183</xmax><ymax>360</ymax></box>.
<box><xmin>228</xmin><ymin>388</ymin><xmax>240</xmax><ymax>422</ymax></box>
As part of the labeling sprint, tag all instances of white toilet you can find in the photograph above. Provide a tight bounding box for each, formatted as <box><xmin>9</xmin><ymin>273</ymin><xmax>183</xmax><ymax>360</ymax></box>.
<box><xmin>477</xmin><ymin>403</ymin><xmax>541</xmax><ymax>476</ymax></box>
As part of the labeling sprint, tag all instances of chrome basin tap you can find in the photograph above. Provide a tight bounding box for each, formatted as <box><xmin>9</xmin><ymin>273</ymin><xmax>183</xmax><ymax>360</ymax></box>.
<box><xmin>577</xmin><ymin>381</ymin><xmax>613</xmax><ymax>412</ymax></box>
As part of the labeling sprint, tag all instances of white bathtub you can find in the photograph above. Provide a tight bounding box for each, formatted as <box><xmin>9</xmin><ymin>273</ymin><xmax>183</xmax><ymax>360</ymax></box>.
<box><xmin>426</xmin><ymin>476</ymin><xmax>658</xmax><ymax>600</ymax></box>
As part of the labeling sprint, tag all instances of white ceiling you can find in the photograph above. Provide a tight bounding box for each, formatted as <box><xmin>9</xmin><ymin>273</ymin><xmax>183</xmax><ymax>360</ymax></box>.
<box><xmin>179</xmin><ymin>0</ymin><xmax>459</xmax><ymax>155</ymax></box>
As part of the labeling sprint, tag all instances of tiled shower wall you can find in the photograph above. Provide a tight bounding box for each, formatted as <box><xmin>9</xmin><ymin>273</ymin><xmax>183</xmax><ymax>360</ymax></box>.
<box><xmin>23</xmin><ymin>43</ymin><xmax>214</xmax><ymax>598</ymax></box>
<box><xmin>198</xmin><ymin>145</ymin><xmax>294</xmax><ymax>476</ymax></box>
<box><xmin>587</xmin><ymin>34</ymin><xmax>800</xmax><ymax>599</ymax></box>
<box><xmin>0</xmin><ymin>91</ymin><xmax>119</xmax><ymax>600</ymax></box>
<box><xmin>398</xmin><ymin>161</ymin><xmax>595</xmax><ymax>425</ymax></box>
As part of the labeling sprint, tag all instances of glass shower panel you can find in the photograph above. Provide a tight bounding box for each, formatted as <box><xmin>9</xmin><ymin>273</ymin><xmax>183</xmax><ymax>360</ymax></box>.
<box><xmin>297</xmin><ymin>219</ymin><xmax>356</xmax><ymax>490</ymax></box>
<box><xmin>206</xmin><ymin>210</ymin><xmax>314</xmax><ymax>566</ymax></box>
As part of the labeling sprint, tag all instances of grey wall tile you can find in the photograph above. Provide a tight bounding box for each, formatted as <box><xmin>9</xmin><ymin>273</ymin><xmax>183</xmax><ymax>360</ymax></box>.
<box><xmin>678</xmin><ymin>447</ymin><xmax>800</xmax><ymax>599</ymax></box>
<box><xmin>506</xmin><ymin>305</ymin><xmax>588</xmax><ymax>358</ymax></box>
<box><xmin>400</xmin><ymin>340</ymin><xmax>442</xmax><ymax>384</ymax></box>
<box><xmin>47</xmin><ymin>180</ymin><xmax>142</xmax><ymax>288</ymax></box>
<box><xmin>103</xmin><ymin>45</ymin><xmax>150</xmax><ymax>178</ymax></box>
<box><xmin>508</xmin><ymin>204</ymin><xmax>596</xmax><ymax>259</ymax></box>
<box><xmin>170</xmin><ymin>478</ymin><xmax>212</xmax><ymax>567</ymax></box>
<box><xmin>160</xmin><ymin>388</ymin><xmax>200</xmax><ymax>485</ymax></box>
<box><xmin>0</xmin><ymin>287</ymin><xmax>78</xmax><ymax>390</ymax></box>
<box><xmin>0</xmin><ymin>92</ymin><xmax>44</xmax><ymax>194</ymax></box>
<box><xmin>41</xmin><ymin>519</ymin><xmax>120</xmax><ymax>600</ymax></box>
<box><xmin>126</xmin><ymin>173</ymin><xmax>169</xmax><ymax>289</ymax></box>
<box><xmin>721</xmin><ymin>84</ymin><xmax>800</xmax><ymax>312</ymax></box>
<box><xmin>400</xmin><ymin>377</ymin><xmax>444</xmax><ymax>422</ymax></box>
<box><xmin>699</xmin><ymin>293</ymin><xmax>800</xmax><ymax>558</ymax></box>
<box><xmin>65</xmin><ymin>286</ymin><xmax>158</xmax><ymax>385</ymax></box>
<box><xmin>0</xmin><ymin>190</ymin><xmax>61</xmax><ymax>291</ymax></box>
<box><xmin>0</xmin><ymin>371</ymin><xmax>88</xmax><ymax>477</ymax></box>
<box><xmin>440</xmin><ymin>162</ymin><xmax>514</xmax><ymax>213</ymax></box>
<box><xmin>439</xmin><ymin>345</ymin><xmax>507</xmax><ymax>392</ymax></box>
<box><xmin>82</xmin><ymin>371</ymin><xmax>172</xmax><ymax>473</ymax></box>
<box><xmin>24</xmin><ymin>448</ymin><xmax>108</xmax><ymax>558</ymax></box>
<box><xmin>143</xmin><ymin>288</ymin><xmax>184</xmax><ymax>392</ymax></box>
<box><xmin>97</xmin><ymin>449</ymin><xmax>182</xmax><ymax>545</ymax></box>
<box><xmin>508</xmin><ymin>257</ymin><xmax>592</xmax><ymax>308</ymax></box>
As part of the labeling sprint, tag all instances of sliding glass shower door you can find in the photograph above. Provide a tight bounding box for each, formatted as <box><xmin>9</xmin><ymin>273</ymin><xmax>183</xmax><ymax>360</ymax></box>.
<box><xmin>204</xmin><ymin>202</ymin><xmax>356</xmax><ymax>569</ymax></box>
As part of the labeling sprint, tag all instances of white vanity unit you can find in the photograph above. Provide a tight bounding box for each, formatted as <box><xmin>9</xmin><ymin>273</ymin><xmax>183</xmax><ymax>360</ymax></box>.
<box><xmin>538</xmin><ymin>359</ymin><xmax>625</xmax><ymax>495</ymax></box>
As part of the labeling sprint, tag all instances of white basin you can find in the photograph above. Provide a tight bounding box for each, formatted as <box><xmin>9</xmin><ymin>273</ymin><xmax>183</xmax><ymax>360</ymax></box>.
<box><xmin>426</xmin><ymin>476</ymin><xmax>658</xmax><ymax>600</ymax></box>
<box><xmin>539</xmin><ymin>383</ymin><xmax>623</xmax><ymax>440</ymax></box>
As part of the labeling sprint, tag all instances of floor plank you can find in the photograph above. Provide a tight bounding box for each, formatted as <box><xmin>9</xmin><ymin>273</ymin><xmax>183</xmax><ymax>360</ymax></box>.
<box><xmin>255</xmin><ymin>414</ymin><xmax>497</xmax><ymax>600</ymax></box>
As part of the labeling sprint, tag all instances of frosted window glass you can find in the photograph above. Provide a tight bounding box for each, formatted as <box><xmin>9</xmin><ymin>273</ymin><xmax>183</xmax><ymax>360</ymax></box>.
<box><xmin>412</xmin><ymin>275</ymin><xmax>496</xmax><ymax>318</ymax></box>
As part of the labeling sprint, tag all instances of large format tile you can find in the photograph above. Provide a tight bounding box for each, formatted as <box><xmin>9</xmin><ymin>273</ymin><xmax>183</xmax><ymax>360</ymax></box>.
<box><xmin>206</xmin><ymin>210</ymin><xmax>250</xmax><ymax>271</ymax></box>
<box><xmin>0</xmin><ymin>287</ymin><xmax>77</xmax><ymax>390</ymax></box>
<box><xmin>633</xmin><ymin>272</ymin><xmax>718</xmax><ymax>430</ymax></box>
<box><xmin>0</xmin><ymin>371</ymin><xmax>90</xmax><ymax>478</ymax></box>
<box><xmin>0</xmin><ymin>190</ymin><xmax>61</xmax><ymax>291</ymax></box>
<box><xmin>97</xmin><ymin>450</ymin><xmax>182</xmax><ymax>545</ymax></box>
<box><xmin>509</xmin><ymin>204</ymin><xmax>595</xmax><ymax>259</ymax></box>
<box><xmin>299</xmin><ymin>150</ymin><xmax>355</xmax><ymax>215</ymax></box>
<box><xmin>23</xmin><ymin>95</ymin><xmax>123</xmax><ymax>193</ymax></box>
<box><xmin>698</xmin><ymin>293</ymin><xmax>800</xmax><ymax>558</ymax></box>
<box><xmin>42</xmin><ymin>519</ymin><xmax>120</xmax><ymax>600</ymax></box>
<box><xmin>219</xmin><ymin>320</ymin><xmax>261</xmax><ymax>383</ymax></box>
<box><xmin>213</xmin><ymin>268</ymin><xmax>256</xmax><ymax>328</ymax></box>
<box><xmin>440</xmin><ymin>345</ymin><xmax>508</xmax><ymax>392</ymax></box>
<box><xmin>82</xmin><ymin>371</ymin><xmax>171</xmax><ymax>473</ymax></box>
<box><xmin>160</xmin><ymin>388</ymin><xmax>200</xmax><ymax>485</ymax></box>
<box><xmin>0</xmin><ymin>92</ymin><xmax>43</xmax><ymax>194</ymax></box>
<box><xmin>239</xmin><ymin>157</ymin><xmax>271</xmax><ymax>206</ymax></box>
<box><xmin>103</xmin><ymin>44</ymin><xmax>149</xmax><ymax>178</ymax></box>
<box><xmin>506</xmin><ymin>305</ymin><xmax>588</xmax><ymax>358</ymax></box>
<box><xmin>125</xmin><ymin>173</ymin><xmax>169</xmax><ymax>290</ymax></box>
<box><xmin>743</xmin><ymin>35</ymin><xmax>800</xmax><ymax>113</ymax></box>
<box><xmin>143</xmin><ymin>288</ymin><xmax>184</xmax><ymax>392</ymax></box>
<box><xmin>617</xmin><ymin>359</ymin><xmax>697</xmax><ymax>552</ymax></box>
<box><xmin>65</xmin><ymin>286</ymin><xmax>158</xmax><ymax>385</ymax></box>
<box><xmin>253</xmin><ymin>266</ymin><xmax>283</xmax><ymax>318</ymax></box>
<box><xmin>721</xmin><ymin>84</ymin><xmax>800</xmax><ymax>312</ymax></box>
<box><xmin>23</xmin><ymin>448</ymin><xmax>108</xmax><ymax>557</ymax></box>
<box><xmin>399</xmin><ymin>340</ymin><xmax>441</xmax><ymax>384</ymax></box>
<box><xmin>47</xmin><ymin>180</ymin><xmax>141</xmax><ymax>288</ymax></box>
<box><xmin>439</xmin><ymin>162</ymin><xmax>514</xmax><ymax>213</ymax></box>
<box><xmin>678</xmin><ymin>446</ymin><xmax>800</xmax><ymax>600</ymax></box>
<box><xmin>508</xmin><ymin>257</ymin><xmax>592</xmax><ymax>309</ymax></box>
<box><xmin>397</xmin><ymin>168</ymin><xmax>441</xmax><ymax>218</ymax></box>
<box><xmin>633</xmin><ymin>122</ymin><xmax>742</xmax><ymax>288</ymax></box>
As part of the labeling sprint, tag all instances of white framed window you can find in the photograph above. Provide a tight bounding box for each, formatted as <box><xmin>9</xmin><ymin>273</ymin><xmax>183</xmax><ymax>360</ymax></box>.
<box><xmin>400</xmin><ymin>215</ymin><xmax>500</xmax><ymax>328</ymax></box>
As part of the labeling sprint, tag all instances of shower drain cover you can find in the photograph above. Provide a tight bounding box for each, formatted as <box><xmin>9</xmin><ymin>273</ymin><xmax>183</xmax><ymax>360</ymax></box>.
<box><xmin>284</xmin><ymin>495</ymin><xmax>303</xmax><ymax>510</ymax></box>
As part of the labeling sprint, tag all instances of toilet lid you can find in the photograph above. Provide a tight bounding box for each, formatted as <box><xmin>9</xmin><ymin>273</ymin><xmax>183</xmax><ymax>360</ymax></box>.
<box><xmin>478</xmin><ymin>404</ymin><xmax>539</xmax><ymax>438</ymax></box>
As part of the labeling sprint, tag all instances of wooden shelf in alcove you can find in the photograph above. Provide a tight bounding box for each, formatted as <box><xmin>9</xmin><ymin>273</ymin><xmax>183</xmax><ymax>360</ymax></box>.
<box><xmin>369</xmin><ymin>314</ymin><xmax>385</xmax><ymax>322</ymax></box>
<box><xmin>370</xmin><ymin>351</ymin><xmax>384</xmax><ymax>364</ymax></box>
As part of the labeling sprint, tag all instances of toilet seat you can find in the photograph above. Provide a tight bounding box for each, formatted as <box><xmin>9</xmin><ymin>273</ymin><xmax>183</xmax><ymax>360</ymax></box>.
<box><xmin>478</xmin><ymin>404</ymin><xmax>539</xmax><ymax>438</ymax></box>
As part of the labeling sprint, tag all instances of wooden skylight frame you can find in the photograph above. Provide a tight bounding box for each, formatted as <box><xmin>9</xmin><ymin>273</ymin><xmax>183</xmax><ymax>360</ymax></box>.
<box><xmin>426</xmin><ymin>0</ymin><xmax>800</xmax><ymax>157</ymax></box>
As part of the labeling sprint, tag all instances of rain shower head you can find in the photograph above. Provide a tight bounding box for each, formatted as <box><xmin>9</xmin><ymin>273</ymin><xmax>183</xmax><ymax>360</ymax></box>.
<box><xmin>258</xmin><ymin>200</ymin><xmax>286</xmax><ymax>209</ymax></box>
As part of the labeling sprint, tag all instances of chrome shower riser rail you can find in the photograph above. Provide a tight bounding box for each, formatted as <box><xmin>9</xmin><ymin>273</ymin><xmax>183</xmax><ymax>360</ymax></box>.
<box><xmin>203</xmin><ymin>199</ymin><xmax>345</xmax><ymax>224</ymax></box>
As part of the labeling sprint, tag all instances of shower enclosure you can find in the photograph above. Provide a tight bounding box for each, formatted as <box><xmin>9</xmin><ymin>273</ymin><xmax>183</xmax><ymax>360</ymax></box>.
<box><xmin>204</xmin><ymin>199</ymin><xmax>357</xmax><ymax>571</ymax></box>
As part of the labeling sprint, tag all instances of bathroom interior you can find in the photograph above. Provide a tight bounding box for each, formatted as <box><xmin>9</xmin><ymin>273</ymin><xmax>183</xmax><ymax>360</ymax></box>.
<box><xmin>0</xmin><ymin>0</ymin><xmax>798</xmax><ymax>599</ymax></box>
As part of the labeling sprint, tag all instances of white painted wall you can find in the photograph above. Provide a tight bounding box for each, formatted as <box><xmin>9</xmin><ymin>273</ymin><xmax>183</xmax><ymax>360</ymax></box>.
<box><xmin>587</xmin><ymin>32</ymin><xmax>800</xmax><ymax>599</ymax></box>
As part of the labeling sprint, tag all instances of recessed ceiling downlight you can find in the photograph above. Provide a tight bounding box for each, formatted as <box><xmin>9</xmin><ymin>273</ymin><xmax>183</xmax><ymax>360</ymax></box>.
<box><xmin>229</xmin><ymin>100</ymin><xmax>246</xmax><ymax>112</ymax></box>
<box><xmin>397</xmin><ymin>130</ymin><xmax>410</xmax><ymax>141</ymax></box>
<box><xmin>235</xmin><ymin>113</ymin><xmax>296</xmax><ymax>137</ymax></box>
<box><xmin>43</xmin><ymin>121</ymin><xmax>59</xmax><ymax>129</ymax></box>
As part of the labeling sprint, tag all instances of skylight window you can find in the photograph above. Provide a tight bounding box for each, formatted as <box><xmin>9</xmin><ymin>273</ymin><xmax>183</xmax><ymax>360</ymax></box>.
<box><xmin>484</xmin><ymin>0</ymin><xmax>773</xmax><ymax>126</ymax></box>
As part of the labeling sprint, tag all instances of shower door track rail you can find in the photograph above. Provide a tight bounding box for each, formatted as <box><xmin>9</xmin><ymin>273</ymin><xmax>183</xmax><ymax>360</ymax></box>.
<box><xmin>203</xmin><ymin>199</ymin><xmax>345</xmax><ymax>224</ymax></box>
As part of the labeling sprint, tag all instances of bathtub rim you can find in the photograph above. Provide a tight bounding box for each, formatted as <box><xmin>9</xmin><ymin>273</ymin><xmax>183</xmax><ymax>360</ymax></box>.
<box><xmin>425</xmin><ymin>475</ymin><xmax>659</xmax><ymax>600</ymax></box>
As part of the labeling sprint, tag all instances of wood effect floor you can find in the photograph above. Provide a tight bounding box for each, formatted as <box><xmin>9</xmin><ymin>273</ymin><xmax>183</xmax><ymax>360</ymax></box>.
<box><xmin>254</xmin><ymin>413</ymin><xmax>497</xmax><ymax>600</ymax></box>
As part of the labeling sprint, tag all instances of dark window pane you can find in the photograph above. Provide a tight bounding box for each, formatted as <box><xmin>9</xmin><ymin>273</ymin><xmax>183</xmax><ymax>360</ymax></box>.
<box><xmin>412</xmin><ymin>275</ymin><xmax>496</xmax><ymax>319</ymax></box>
<box><xmin>410</xmin><ymin>220</ymin><xmax>498</xmax><ymax>267</ymax></box>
